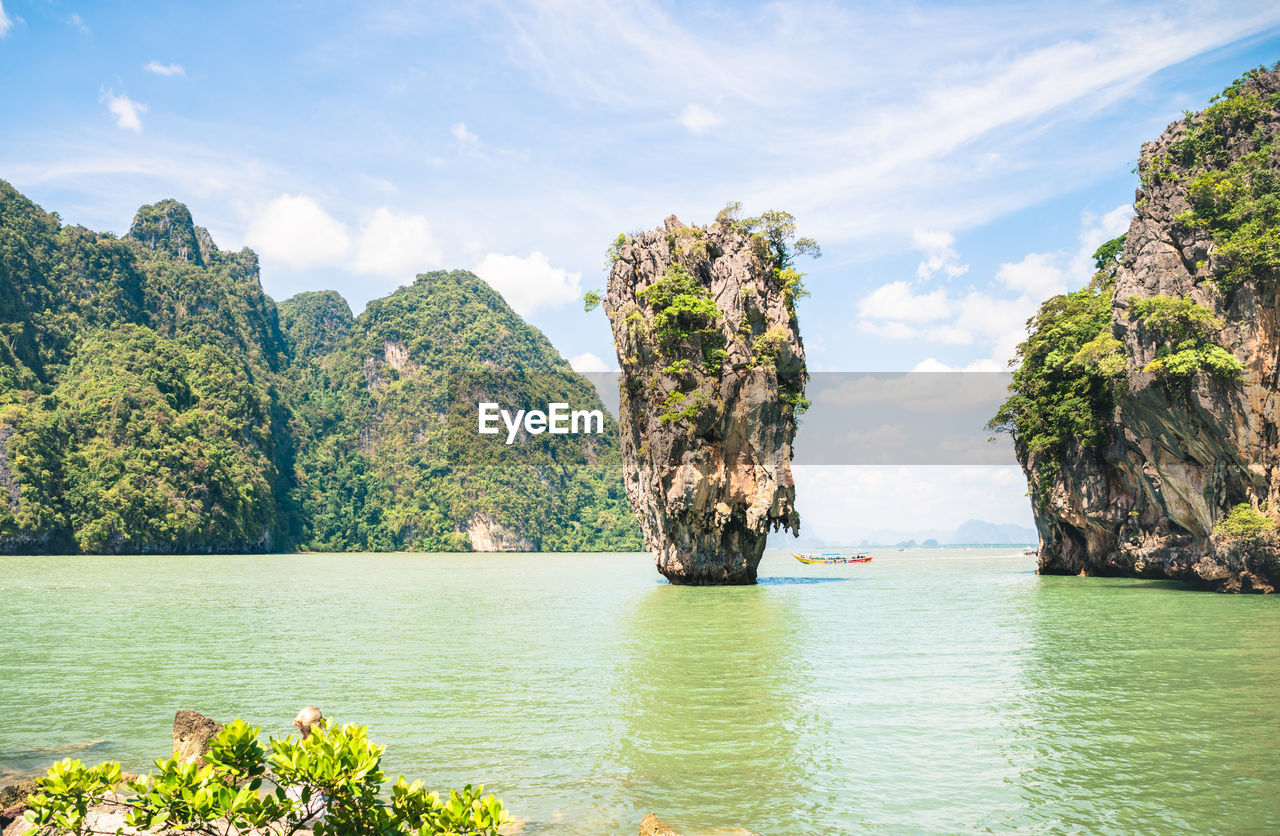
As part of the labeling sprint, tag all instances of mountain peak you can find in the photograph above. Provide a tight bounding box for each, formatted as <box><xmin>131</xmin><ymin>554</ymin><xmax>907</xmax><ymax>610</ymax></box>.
<box><xmin>127</xmin><ymin>199</ymin><xmax>205</xmax><ymax>265</ymax></box>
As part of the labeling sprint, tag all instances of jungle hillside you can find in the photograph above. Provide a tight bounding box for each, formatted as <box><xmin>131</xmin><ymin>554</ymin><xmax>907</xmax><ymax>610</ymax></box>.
<box><xmin>0</xmin><ymin>181</ymin><xmax>640</xmax><ymax>554</ymax></box>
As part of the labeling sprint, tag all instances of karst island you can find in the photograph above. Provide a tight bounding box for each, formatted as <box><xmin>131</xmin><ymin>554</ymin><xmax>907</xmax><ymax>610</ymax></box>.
<box><xmin>591</xmin><ymin>205</ymin><xmax>816</xmax><ymax>584</ymax></box>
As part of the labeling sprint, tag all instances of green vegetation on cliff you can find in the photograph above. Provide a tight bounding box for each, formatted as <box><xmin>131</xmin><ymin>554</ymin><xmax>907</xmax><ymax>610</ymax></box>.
<box><xmin>2</xmin><ymin>326</ymin><xmax>278</xmax><ymax>553</ymax></box>
<box><xmin>0</xmin><ymin>184</ymin><xmax>293</xmax><ymax>552</ymax></box>
<box><xmin>1213</xmin><ymin>503</ymin><xmax>1277</xmax><ymax>542</ymax></box>
<box><xmin>0</xmin><ymin>181</ymin><xmax>639</xmax><ymax>554</ymax></box>
<box><xmin>1128</xmin><ymin>294</ymin><xmax>1243</xmax><ymax>380</ymax></box>
<box><xmin>291</xmin><ymin>270</ymin><xmax>640</xmax><ymax>552</ymax></box>
<box><xmin>1160</xmin><ymin>63</ymin><xmax>1280</xmax><ymax>290</ymax></box>
<box><xmin>992</xmin><ymin>68</ymin><xmax>1270</xmax><ymax>510</ymax></box>
<box><xmin>987</xmin><ymin>268</ymin><xmax>1119</xmax><ymax>505</ymax></box>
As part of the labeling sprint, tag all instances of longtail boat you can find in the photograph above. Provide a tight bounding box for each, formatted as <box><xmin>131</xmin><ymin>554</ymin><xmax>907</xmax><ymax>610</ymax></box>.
<box><xmin>793</xmin><ymin>552</ymin><xmax>873</xmax><ymax>565</ymax></box>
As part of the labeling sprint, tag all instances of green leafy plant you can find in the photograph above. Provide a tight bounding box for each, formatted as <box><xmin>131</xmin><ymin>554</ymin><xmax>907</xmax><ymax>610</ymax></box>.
<box><xmin>659</xmin><ymin>387</ymin><xmax>710</xmax><ymax>426</ymax></box>
<box><xmin>715</xmin><ymin>203</ymin><xmax>820</xmax><ymax>311</ymax></box>
<box><xmin>637</xmin><ymin>264</ymin><xmax>726</xmax><ymax>374</ymax></box>
<box><xmin>1213</xmin><ymin>503</ymin><xmax>1277</xmax><ymax>542</ymax></box>
<box><xmin>1155</xmin><ymin>65</ymin><xmax>1280</xmax><ymax>291</ymax></box>
<box><xmin>24</xmin><ymin>718</ymin><xmax>509</xmax><ymax>836</ymax></box>
<box><xmin>1092</xmin><ymin>234</ymin><xmax>1126</xmax><ymax>271</ymax></box>
<box><xmin>605</xmin><ymin>233</ymin><xmax>627</xmax><ymax>268</ymax></box>
<box><xmin>1128</xmin><ymin>294</ymin><xmax>1243</xmax><ymax>380</ymax></box>
<box><xmin>987</xmin><ymin>280</ymin><xmax>1117</xmax><ymax>506</ymax></box>
<box><xmin>751</xmin><ymin>327</ymin><xmax>790</xmax><ymax>366</ymax></box>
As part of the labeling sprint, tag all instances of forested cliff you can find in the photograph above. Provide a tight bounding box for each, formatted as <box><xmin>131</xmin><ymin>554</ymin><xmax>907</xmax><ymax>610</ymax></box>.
<box><xmin>993</xmin><ymin>64</ymin><xmax>1280</xmax><ymax>592</ymax></box>
<box><xmin>0</xmin><ymin>182</ymin><xmax>639</xmax><ymax>554</ymax></box>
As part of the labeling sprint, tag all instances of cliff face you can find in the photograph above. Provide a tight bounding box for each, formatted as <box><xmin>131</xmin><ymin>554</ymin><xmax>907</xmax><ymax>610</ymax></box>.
<box><xmin>1013</xmin><ymin>67</ymin><xmax>1280</xmax><ymax>592</ymax></box>
<box><xmin>604</xmin><ymin>214</ymin><xmax>806</xmax><ymax>584</ymax></box>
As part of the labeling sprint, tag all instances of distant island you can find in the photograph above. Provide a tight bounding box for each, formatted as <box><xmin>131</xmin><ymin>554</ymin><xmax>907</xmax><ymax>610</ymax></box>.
<box><xmin>0</xmin><ymin>187</ymin><xmax>640</xmax><ymax>554</ymax></box>
<box><xmin>790</xmin><ymin>519</ymin><xmax>1037</xmax><ymax>549</ymax></box>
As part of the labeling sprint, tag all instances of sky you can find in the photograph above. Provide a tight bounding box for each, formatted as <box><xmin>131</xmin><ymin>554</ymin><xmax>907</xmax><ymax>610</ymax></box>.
<box><xmin>2</xmin><ymin>0</ymin><xmax>1279</xmax><ymax>541</ymax></box>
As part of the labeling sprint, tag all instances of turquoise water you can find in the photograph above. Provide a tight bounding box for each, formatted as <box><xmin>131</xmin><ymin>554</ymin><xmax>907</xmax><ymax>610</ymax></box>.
<box><xmin>1</xmin><ymin>549</ymin><xmax>1277</xmax><ymax>834</ymax></box>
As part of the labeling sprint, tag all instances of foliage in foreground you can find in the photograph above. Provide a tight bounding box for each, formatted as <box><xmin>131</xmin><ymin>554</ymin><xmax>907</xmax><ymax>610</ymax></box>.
<box><xmin>23</xmin><ymin>718</ymin><xmax>508</xmax><ymax>836</ymax></box>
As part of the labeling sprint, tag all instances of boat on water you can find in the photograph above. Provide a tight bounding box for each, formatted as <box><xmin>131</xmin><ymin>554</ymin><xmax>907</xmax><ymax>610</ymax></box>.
<box><xmin>793</xmin><ymin>552</ymin><xmax>873</xmax><ymax>565</ymax></box>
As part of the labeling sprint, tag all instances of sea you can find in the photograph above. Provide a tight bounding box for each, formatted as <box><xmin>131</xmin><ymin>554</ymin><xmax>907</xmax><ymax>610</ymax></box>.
<box><xmin>1</xmin><ymin>548</ymin><xmax>1277</xmax><ymax>834</ymax></box>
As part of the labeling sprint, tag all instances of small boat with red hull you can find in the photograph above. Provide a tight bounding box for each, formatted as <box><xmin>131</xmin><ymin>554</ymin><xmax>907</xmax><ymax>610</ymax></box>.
<box><xmin>792</xmin><ymin>552</ymin><xmax>873</xmax><ymax>565</ymax></box>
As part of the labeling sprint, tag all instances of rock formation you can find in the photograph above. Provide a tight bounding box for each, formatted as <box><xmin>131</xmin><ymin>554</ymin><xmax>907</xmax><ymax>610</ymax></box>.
<box><xmin>172</xmin><ymin>710</ymin><xmax>224</xmax><ymax>765</ymax></box>
<box><xmin>604</xmin><ymin>213</ymin><xmax>808</xmax><ymax>584</ymax></box>
<box><xmin>639</xmin><ymin>812</ymin><xmax>681</xmax><ymax>835</ymax></box>
<box><xmin>1004</xmin><ymin>65</ymin><xmax>1280</xmax><ymax>592</ymax></box>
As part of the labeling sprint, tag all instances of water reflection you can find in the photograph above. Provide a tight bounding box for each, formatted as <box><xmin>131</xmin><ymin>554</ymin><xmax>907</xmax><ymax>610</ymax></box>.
<box><xmin>999</xmin><ymin>576</ymin><xmax>1280</xmax><ymax>833</ymax></box>
<box><xmin>756</xmin><ymin>576</ymin><xmax>850</xmax><ymax>585</ymax></box>
<box><xmin>612</xmin><ymin>584</ymin><xmax>815</xmax><ymax>834</ymax></box>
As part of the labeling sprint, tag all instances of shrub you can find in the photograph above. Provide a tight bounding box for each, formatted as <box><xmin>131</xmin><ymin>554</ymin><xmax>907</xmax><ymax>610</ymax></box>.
<box><xmin>988</xmin><ymin>281</ymin><xmax>1117</xmax><ymax>464</ymax></box>
<box><xmin>751</xmin><ymin>327</ymin><xmax>790</xmax><ymax>366</ymax></box>
<box><xmin>637</xmin><ymin>264</ymin><xmax>725</xmax><ymax>374</ymax></box>
<box><xmin>1213</xmin><ymin>503</ymin><xmax>1276</xmax><ymax>542</ymax></box>
<box><xmin>605</xmin><ymin>233</ymin><xmax>627</xmax><ymax>268</ymax></box>
<box><xmin>1128</xmin><ymin>295</ymin><xmax>1243</xmax><ymax>380</ymax></box>
<box><xmin>23</xmin><ymin>718</ymin><xmax>509</xmax><ymax>836</ymax></box>
<box><xmin>1159</xmin><ymin>68</ymin><xmax>1280</xmax><ymax>291</ymax></box>
<box><xmin>1092</xmin><ymin>234</ymin><xmax>1126</xmax><ymax>271</ymax></box>
<box><xmin>714</xmin><ymin>202</ymin><xmax>820</xmax><ymax>313</ymax></box>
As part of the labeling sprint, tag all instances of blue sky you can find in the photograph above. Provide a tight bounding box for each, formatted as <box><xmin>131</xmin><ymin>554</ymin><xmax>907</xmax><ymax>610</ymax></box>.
<box><xmin>3</xmin><ymin>0</ymin><xmax>1279</xmax><ymax>538</ymax></box>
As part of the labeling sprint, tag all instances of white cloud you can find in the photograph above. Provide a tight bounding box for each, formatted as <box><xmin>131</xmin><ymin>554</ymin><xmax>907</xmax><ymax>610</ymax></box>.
<box><xmin>144</xmin><ymin>60</ymin><xmax>186</xmax><ymax>77</ymax></box>
<box><xmin>569</xmin><ymin>352</ymin><xmax>610</xmax><ymax>373</ymax></box>
<box><xmin>451</xmin><ymin>122</ymin><xmax>478</xmax><ymax>145</ymax></box>
<box><xmin>1073</xmin><ymin>203</ymin><xmax>1133</xmax><ymax>275</ymax></box>
<box><xmin>493</xmin><ymin>0</ymin><xmax>1280</xmax><ymax>247</ymax></box>
<box><xmin>475</xmin><ymin>251</ymin><xmax>583</xmax><ymax>317</ymax></box>
<box><xmin>102</xmin><ymin>91</ymin><xmax>147</xmax><ymax>132</ymax></box>
<box><xmin>67</xmin><ymin>13</ymin><xmax>88</xmax><ymax>32</ymax></box>
<box><xmin>792</xmin><ymin>465</ymin><xmax>1033</xmax><ymax>541</ymax></box>
<box><xmin>857</xmin><ymin>320</ymin><xmax>920</xmax><ymax>341</ymax></box>
<box><xmin>867</xmin><ymin>201</ymin><xmax>1136</xmax><ymax>370</ymax></box>
<box><xmin>995</xmin><ymin>252</ymin><xmax>1068</xmax><ymax>299</ymax></box>
<box><xmin>841</xmin><ymin>423</ymin><xmax>909</xmax><ymax>448</ymax></box>
<box><xmin>857</xmin><ymin>281</ymin><xmax>951</xmax><ymax>323</ymax></box>
<box><xmin>815</xmin><ymin>372</ymin><xmax>1011</xmax><ymax>413</ymax></box>
<box><xmin>910</xmin><ymin>355</ymin><xmax>1007</xmax><ymax>372</ymax></box>
<box><xmin>912</xmin><ymin>358</ymin><xmax>957</xmax><ymax>372</ymax></box>
<box><xmin>678</xmin><ymin>104</ymin><xmax>722</xmax><ymax>134</ymax></box>
<box><xmin>913</xmin><ymin>228</ymin><xmax>968</xmax><ymax>279</ymax></box>
<box><xmin>245</xmin><ymin>195</ymin><xmax>351</xmax><ymax>268</ymax></box>
<box><xmin>351</xmin><ymin>208</ymin><xmax>442</xmax><ymax>281</ymax></box>
<box><xmin>0</xmin><ymin>2</ymin><xmax>11</xmax><ymax>37</ymax></box>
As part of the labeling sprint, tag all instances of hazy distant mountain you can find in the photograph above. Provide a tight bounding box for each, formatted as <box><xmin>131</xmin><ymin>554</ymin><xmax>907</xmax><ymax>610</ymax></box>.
<box><xmin>782</xmin><ymin>518</ymin><xmax>1037</xmax><ymax>549</ymax></box>
<box><xmin>949</xmin><ymin>519</ymin><xmax>1037</xmax><ymax>545</ymax></box>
